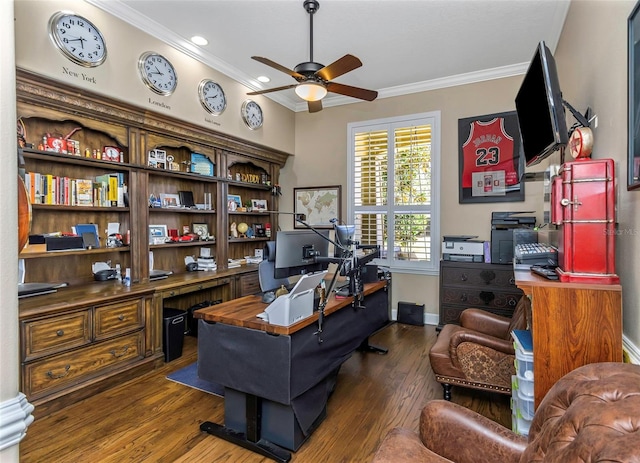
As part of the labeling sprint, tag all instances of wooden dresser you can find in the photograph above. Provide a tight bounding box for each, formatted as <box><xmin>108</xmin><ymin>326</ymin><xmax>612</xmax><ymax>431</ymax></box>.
<box><xmin>438</xmin><ymin>260</ymin><xmax>523</xmax><ymax>330</ymax></box>
<box><xmin>514</xmin><ymin>270</ymin><xmax>622</xmax><ymax>407</ymax></box>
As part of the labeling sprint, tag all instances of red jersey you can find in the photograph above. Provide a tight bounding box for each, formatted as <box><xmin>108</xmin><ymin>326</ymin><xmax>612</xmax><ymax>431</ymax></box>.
<box><xmin>462</xmin><ymin>118</ymin><xmax>517</xmax><ymax>188</ymax></box>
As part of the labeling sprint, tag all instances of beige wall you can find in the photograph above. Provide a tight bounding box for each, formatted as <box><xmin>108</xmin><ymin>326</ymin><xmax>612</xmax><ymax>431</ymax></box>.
<box><xmin>14</xmin><ymin>0</ymin><xmax>296</xmax><ymax>155</ymax></box>
<box><xmin>554</xmin><ymin>0</ymin><xmax>639</xmax><ymax>354</ymax></box>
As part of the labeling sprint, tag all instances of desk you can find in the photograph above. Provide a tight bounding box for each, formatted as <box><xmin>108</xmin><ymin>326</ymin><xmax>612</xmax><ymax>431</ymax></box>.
<box><xmin>194</xmin><ymin>279</ymin><xmax>390</xmax><ymax>462</ymax></box>
<box><xmin>514</xmin><ymin>270</ymin><xmax>622</xmax><ymax>407</ymax></box>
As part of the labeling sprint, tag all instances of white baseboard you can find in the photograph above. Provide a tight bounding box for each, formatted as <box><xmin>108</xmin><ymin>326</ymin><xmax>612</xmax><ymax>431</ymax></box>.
<box><xmin>623</xmin><ymin>335</ymin><xmax>640</xmax><ymax>365</ymax></box>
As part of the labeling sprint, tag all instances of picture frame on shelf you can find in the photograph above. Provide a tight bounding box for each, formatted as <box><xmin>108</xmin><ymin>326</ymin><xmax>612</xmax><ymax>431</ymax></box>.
<box><xmin>251</xmin><ymin>199</ymin><xmax>268</xmax><ymax>211</ymax></box>
<box><xmin>192</xmin><ymin>223</ymin><xmax>209</xmax><ymax>239</ymax></box>
<box><xmin>148</xmin><ymin>149</ymin><xmax>167</xmax><ymax>169</ymax></box>
<box><xmin>190</xmin><ymin>152</ymin><xmax>215</xmax><ymax>176</ymax></box>
<box><xmin>294</xmin><ymin>185</ymin><xmax>341</xmax><ymax>229</ymax></box>
<box><xmin>227</xmin><ymin>194</ymin><xmax>242</xmax><ymax>211</ymax></box>
<box><xmin>149</xmin><ymin>224</ymin><xmax>168</xmax><ymax>245</ymax></box>
<box><xmin>160</xmin><ymin>193</ymin><xmax>181</xmax><ymax>208</ymax></box>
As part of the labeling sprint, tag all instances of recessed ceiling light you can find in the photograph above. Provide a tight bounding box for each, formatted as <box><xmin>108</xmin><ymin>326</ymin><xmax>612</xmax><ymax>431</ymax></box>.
<box><xmin>257</xmin><ymin>75</ymin><xmax>271</xmax><ymax>83</ymax></box>
<box><xmin>191</xmin><ymin>35</ymin><xmax>208</xmax><ymax>46</ymax></box>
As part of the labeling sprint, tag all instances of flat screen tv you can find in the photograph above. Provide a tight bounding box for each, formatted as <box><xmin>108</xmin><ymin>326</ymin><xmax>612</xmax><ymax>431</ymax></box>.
<box><xmin>515</xmin><ymin>41</ymin><xmax>568</xmax><ymax>167</ymax></box>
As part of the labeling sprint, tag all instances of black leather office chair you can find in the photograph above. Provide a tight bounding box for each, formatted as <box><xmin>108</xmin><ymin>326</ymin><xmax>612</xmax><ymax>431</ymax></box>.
<box><xmin>258</xmin><ymin>241</ymin><xmax>290</xmax><ymax>292</ymax></box>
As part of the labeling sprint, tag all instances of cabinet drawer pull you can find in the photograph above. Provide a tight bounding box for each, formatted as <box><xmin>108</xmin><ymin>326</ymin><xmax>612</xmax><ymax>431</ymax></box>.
<box><xmin>508</xmin><ymin>298</ymin><xmax>517</xmax><ymax>306</ymax></box>
<box><xmin>460</xmin><ymin>273</ymin><xmax>468</xmax><ymax>282</ymax></box>
<box><xmin>509</xmin><ymin>277</ymin><xmax>515</xmax><ymax>285</ymax></box>
<box><xmin>47</xmin><ymin>365</ymin><xmax>70</xmax><ymax>379</ymax></box>
<box><xmin>198</xmin><ymin>285</ymin><xmax>203</xmax><ymax>290</ymax></box>
<box><xmin>170</xmin><ymin>291</ymin><xmax>176</xmax><ymax>296</ymax></box>
<box><xmin>110</xmin><ymin>345</ymin><xmax>130</xmax><ymax>358</ymax></box>
<box><xmin>459</xmin><ymin>293</ymin><xmax>468</xmax><ymax>302</ymax></box>
<box><xmin>118</xmin><ymin>314</ymin><xmax>125</xmax><ymax>321</ymax></box>
<box><xmin>56</xmin><ymin>329</ymin><xmax>64</xmax><ymax>337</ymax></box>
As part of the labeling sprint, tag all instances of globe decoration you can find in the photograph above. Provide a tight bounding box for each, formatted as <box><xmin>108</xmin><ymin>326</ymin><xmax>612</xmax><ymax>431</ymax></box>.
<box><xmin>237</xmin><ymin>222</ymin><xmax>249</xmax><ymax>237</ymax></box>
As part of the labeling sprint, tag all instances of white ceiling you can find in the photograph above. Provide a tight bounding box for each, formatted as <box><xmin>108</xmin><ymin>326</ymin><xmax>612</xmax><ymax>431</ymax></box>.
<box><xmin>87</xmin><ymin>0</ymin><xmax>571</xmax><ymax>112</ymax></box>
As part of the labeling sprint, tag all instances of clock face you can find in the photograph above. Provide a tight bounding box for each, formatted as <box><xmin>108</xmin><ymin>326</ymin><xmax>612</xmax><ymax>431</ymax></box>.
<box><xmin>138</xmin><ymin>52</ymin><xmax>178</xmax><ymax>96</ymax></box>
<box><xmin>48</xmin><ymin>12</ymin><xmax>107</xmax><ymax>67</ymax></box>
<box><xmin>198</xmin><ymin>80</ymin><xmax>227</xmax><ymax>115</ymax></box>
<box><xmin>241</xmin><ymin>100</ymin><xmax>264</xmax><ymax>130</ymax></box>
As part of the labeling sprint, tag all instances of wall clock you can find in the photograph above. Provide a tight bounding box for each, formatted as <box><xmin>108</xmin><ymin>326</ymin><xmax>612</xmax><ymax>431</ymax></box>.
<box><xmin>241</xmin><ymin>100</ymin><xmax>263</xmax><ymax>130</ymax></box>
<box><xmin>138</xmin><ymin>52</ymin><xmax>177</xmax><ymax>96</ymax></box>
<box><xmin>48</xmin><ymin>11</ymin><xmax>107</xmax><ymax>67</ymax></box>
<box><xmin>198</xmin><ymin>79</ymin><xmax>227</xmax><ymax>115</ymax></box>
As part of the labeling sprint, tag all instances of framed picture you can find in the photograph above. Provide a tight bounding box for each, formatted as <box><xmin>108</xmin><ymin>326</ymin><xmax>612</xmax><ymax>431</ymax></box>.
<box><xmin>227</xmin><ymin>194</ymin><xmax>242</xmax><ymax>211</ymax></box>
<box><xmin>251</xmin><ymin>199</ymin><xmax>268</xmax><ymax>211</ymax></box>
<box><xmin>458</xmin><ymin>111</ymin><xmax>525</xmax><ymax>203</ymax></box>
<box><xmin>294</xmin><ymin>185</ymin><xmax>341</xmax><ymax>229</ymax></box>
<box><xmin>160</xmin><ymin>193</ymin><xmax>181</xmax><ymax>208</ymax></box>
<box><xmin>192</xmin><ymin>222</ymin><xmax>209</xmax><ymax>238</ymax></box>
<box><xmin>629</xmin><ymin>1</ymin><xmax>640</xmax><ymax>190</ymax></box>
<box><xmin>148</xmin><ymin>149</ymin><xmax>167</xmax><ymax>169</ymax></box>
<box><xmin>149</xmin><ymin>224</ymin><xmax>168</xmax><ymax>245</ymax></box>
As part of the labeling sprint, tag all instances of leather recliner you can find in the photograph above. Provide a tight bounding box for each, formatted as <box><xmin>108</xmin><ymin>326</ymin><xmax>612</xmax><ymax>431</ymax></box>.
<box><xmin>372</xmin><ymin>362</ymin><xmax>640</xmax><ymax>463</ymax></box>
<box><xmin>429</xmin><ymin>295</ymin><xmax>531</xmax><ymax>399</ymax></box>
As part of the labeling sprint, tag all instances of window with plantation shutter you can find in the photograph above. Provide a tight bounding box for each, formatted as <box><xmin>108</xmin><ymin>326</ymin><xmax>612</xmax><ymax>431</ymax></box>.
<box><xmin>347</xmin><ymin>112</ymin><xmax>441</xmax><ymax>273</ymax></box>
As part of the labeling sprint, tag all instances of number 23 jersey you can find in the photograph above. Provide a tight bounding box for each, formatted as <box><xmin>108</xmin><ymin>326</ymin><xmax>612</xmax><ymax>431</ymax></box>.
<box><xmin>461</xmin><ymin>118</ymin><xmax>518</xmax><ymax>188</ymax></box>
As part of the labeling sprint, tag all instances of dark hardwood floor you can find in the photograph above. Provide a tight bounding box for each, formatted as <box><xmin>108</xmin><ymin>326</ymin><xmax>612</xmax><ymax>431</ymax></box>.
<box><xmin>20</xmin><ymin>322</ymin><xmax>511</xmax><ymax>462</ymax></box>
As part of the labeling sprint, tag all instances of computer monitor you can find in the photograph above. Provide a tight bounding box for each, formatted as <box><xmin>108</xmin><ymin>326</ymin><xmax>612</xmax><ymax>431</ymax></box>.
<box><xmin>274</xmin><ymin>229</ymin><xmax>330</xmax><ymax>279</ymax></box>
<box><xmin>333</xmin><ymin>224</ymin><xmax>355</xmax><ymax>257</ymax></box>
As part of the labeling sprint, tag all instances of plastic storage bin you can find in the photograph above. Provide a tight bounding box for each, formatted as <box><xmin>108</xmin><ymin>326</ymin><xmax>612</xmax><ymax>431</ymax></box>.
<box><xmin>515</xmin><ymin>348</ymin><xmax>534</xmax><ymax>380</ymax></box>
<box><xmin>511</xmin><ymin>379</ymin><xmax>533</xmax><ymax>436</ymax></box>
<box><xmin>163</xmin><ymin>308</ymin><xmax>186</xmax><ymax>362</ymax></box>
<box><xmin>513</xmin><ymin>372</ymin><xmax>534</xmax><ymax>397</ymax></box>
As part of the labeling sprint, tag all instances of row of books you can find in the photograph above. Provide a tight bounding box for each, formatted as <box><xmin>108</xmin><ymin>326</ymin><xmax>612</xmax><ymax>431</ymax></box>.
<box><xmin>24</xmin><ymin>171</ymin><xmax>127</xmax><ymax>207</ymax></box>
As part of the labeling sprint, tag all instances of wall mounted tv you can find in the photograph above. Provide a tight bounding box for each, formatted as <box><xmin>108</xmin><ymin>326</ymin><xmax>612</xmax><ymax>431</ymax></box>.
<box><xmin>515</xmin><ymin>41</ymin><xmax>568</xmax><ymax>167</ymax></box>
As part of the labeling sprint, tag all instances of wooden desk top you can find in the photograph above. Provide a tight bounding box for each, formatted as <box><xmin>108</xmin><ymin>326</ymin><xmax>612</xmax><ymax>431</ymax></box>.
<box><xmin>514</xmin><ymin>269</ymin><xmax>622</xmax><ymax>293</ymax></box>
<box><xmin>194</xmin><ymin>280</ymin><xmax>388</xmax><ymax>336</ymax></box>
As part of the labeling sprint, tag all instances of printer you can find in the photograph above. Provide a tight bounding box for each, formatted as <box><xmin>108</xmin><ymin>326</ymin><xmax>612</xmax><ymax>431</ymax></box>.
<box><xmin>442</xmin><ymin>235</ymin><xmax>484</xmax><ymax>262</ymax></box>
<box><xmin>490</xmin><ymin>211</ymin><xmax>536</xmax><ymax>264</ymax></box>
<box><xmin>257</xmin><ymin>270</ymin><xmax>327</xmax><ymax>326</ymax></box>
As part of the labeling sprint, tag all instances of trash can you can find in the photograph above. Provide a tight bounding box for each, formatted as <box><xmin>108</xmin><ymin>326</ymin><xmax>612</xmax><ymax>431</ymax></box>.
<box><xmin>163</xmin><ymin>308</ymin><xmax>185</xmax><ymax>362</ymax></box>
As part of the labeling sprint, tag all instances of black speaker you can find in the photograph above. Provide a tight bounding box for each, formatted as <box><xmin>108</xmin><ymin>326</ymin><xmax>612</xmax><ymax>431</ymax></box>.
<box><xmin>45</xmin><ymin>235</ymin><xmax>84</xmax><ymax>251</ymax></box>
<box><xmin>397</xmin><ymin>301</ymin><xmax>424</xmax><ymax>326</ymax></box>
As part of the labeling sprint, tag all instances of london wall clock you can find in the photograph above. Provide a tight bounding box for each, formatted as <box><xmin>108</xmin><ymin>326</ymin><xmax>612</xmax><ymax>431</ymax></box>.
<box><xmin>241</xmin><ymin>99</ymin><xmax>263</xmax><ymax>130</ymax></box>
<box><xmin>138</xmin><ymin>52</ymin><xmax>178</xmax><ymax>96</ymax></box>
<box><xmin>48</xmin><ymin>11</ymin><xmax>107</xmax><ymax>67</ymax></box>
<box><xmin>198</xmin><ymin>79</ymin><xmax>227</xmax><ymax>115</ymax></box>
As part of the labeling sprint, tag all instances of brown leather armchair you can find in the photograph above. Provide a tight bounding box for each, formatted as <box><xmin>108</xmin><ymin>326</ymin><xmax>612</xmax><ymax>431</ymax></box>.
<box><xmin>372</xmin><ymin>362</ymin><xmax>640</xmax><ymax>463</ymax></box>
<box><xmin>429</xmin><ymin>296</ymin><xmax>530</xmax><ymax>400</ymax></box>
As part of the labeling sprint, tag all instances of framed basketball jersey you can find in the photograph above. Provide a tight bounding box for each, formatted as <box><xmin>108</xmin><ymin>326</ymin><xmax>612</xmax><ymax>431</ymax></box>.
<box><xmin>458</xmin><ymin>111</ymin><xmax>525</xmax><ymax>203</ymax></box>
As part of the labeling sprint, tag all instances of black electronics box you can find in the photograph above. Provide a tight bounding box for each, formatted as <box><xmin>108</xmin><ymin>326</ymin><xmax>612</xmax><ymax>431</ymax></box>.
<box><xmin>45</xmin><ymin>235</ymin><xmax>84</xmax><ymax>251</ymax></box>
<box><xmin>397</xmin><ymin>301</ymin><xmax>424</xmax><ymax>326</ymax></box>
<box><xmin>490</xmin><ymin>211</ymin><xmax>536</xmax><ymax>264</ymax></box>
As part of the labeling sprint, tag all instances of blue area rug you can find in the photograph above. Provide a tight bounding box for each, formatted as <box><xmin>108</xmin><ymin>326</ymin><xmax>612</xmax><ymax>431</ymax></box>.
<box><xmin>166</xmin><ymin>362</ymin><xmax>224</xmax><ymax>397</ymax></box>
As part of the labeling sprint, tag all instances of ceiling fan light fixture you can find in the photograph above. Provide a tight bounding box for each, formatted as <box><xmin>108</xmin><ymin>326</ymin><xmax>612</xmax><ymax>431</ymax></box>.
<box><xmin>295</xmin><ymin>81</ymin><xmax>327</xmax><ymax>101</ymax></box>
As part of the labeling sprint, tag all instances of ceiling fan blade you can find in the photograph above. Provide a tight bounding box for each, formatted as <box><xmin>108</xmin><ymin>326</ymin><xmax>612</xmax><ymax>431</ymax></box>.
<box><xmin>316</xmin><ymin>54</ymin><xmax>362</xmax><ymax>81</ymax></box>
<box><xmin>308</xmin><ymin>100</ymin><xmax>323</xmax><ymax>113</ymax></box>
<box><xmin>247</xmin><ymin>84</ymin><xmax>297</xmax><ymax>96</ymax></box>
<box><xmin>326</xmin><ymin>82</ymin><xmax>378</xmax><ymax>101</ymax></box>
<box><xmin>251</xmin><ymin>56</ymin><xmax>305</xmax><ymax>79</ymax></box>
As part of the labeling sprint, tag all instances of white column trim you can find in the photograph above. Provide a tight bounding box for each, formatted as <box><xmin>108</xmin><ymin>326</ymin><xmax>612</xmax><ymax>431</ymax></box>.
<box><xmin>0</xmin><ymin>393</ymin><xmax>34</xmax><ymax>451</ymax></box>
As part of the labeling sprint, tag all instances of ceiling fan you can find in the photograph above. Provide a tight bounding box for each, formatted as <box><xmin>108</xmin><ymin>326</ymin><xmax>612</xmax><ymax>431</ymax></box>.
<box><xmin>248</xmin><ymin>0</ymin><xmax>378</xmax><ymax>113</ymax></box>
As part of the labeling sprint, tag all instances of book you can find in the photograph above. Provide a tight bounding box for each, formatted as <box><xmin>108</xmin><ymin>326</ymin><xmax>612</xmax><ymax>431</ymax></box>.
<box><xmin>75</xmin><ymin>179</ymin><xmax>94</xmax><ymax>206</ymax></box>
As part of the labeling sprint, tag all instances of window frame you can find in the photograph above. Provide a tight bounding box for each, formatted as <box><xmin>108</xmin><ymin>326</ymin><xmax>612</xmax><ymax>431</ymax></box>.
<box><xmin>347</xmin><ymin>111</ymin><xmax>441</xmax><ymax>275</ymax></box>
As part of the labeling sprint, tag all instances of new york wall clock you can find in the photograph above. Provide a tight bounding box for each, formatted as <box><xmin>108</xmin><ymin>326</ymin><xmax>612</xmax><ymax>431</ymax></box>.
<box><xmin>48</xmin><ymin>11</ymin><xmax>107</xmax><ymax>67</ymax></box>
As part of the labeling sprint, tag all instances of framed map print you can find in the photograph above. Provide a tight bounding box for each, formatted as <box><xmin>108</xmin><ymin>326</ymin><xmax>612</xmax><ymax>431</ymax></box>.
<box><xmin>294</xmin><ymin>185</ymin><xmax>341</xmax><ymax>229</ymax></box>
<box><xmin>458</xmin><ymin>111</ymin><xmax>525</xmax><ymax>203</ymax></box>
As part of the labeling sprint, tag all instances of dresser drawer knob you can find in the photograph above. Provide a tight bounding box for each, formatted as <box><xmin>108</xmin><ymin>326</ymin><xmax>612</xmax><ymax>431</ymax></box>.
<box><xmin>198</xmin><ymin>285</ymin><xmax>203</xmax><ymax>290</ymax></box>
<box><xmin>508</xmin><ymin>298</ymin><xmax>517</xmax><ymax>306</ymax></box>
<box><xmin>110</xmin><ymin>345</ymin><xmax>130</xmax><ymax>358</ymax></box>
<box><xmin>459</xmin><ymin>293</ymin><xmax>468</xmax><ymax>302</ymax></box>
<box><xmin>509</xmin><ymin>277</ymin><xmax>515</xmax><ymax>285</ymax></box>
<box><xmin>118</xmin><ymin>314</ymin><xmax>125</xmax><ymax>321</ymax></box>
<box><xmin>170</xmin><ymin>291</ymin><xmax>176</xmax><ymax>296</ymax></box>
<box><xmin>47</xmin><ymin>365</ymin><xmax>70</xmax><ymax>379</ymax></box>
<box><xmin>56</xmin><ymin>330</ymin><xmax>64</xmax><ymax>337</ymax></box>
<box><xmin>460</xmin><ymin>273</ymin><xmax>468</xmax><ymax>282</ymax></box>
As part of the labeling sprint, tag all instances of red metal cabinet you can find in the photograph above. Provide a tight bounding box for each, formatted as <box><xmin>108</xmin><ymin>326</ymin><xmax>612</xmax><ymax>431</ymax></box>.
<box><xmin>551</xmin><ymin>159</ymin><xmax>619</xmax><ymax>283</ymax></box>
